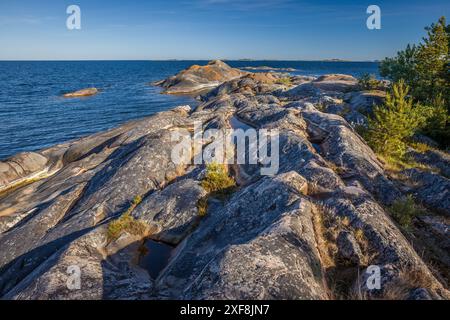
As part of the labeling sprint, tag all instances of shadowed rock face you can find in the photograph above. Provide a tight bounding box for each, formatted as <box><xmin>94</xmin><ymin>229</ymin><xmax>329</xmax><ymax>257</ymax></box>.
<box><xmin>0</xmin><ymin>66</ymin><xmax>449</xmax><ymax>300</ymax></box>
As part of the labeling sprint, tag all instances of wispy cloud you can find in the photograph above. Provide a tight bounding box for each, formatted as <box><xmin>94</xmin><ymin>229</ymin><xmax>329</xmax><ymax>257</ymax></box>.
<box><xmin>0</xmin><ymin>15</ymin><xmax>56</xmax><ymax>26</ymax></box>
<box><xmin>193</xmin><ymin>0</ymin><xmax>296</xmax><ymax>11</ymax></box>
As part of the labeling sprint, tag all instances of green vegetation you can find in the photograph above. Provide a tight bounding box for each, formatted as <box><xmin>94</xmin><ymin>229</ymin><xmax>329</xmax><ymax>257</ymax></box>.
<box><xmin>389</xmin><ymin>195</ymin><xmax>424</xmax><ymax>229</ymax></box>
<box><xmin>197</xmin><ymin>163</ymin><xmax>236</xmax><ymax>217</ymax></box>
<box><xmin>409</xmin><ymin>141</ymin><xmax>434</xmax><ymax>153</ymax></box>
<box><xmin>363</xmin><ymin>80</ymin><xmax>422</xmax><ymax>159</ymax></box>
<box><xmin>415</xmin><ymin>96</ymin><xmax>450</xmax><ymax>144</ymax></box>
<box><xmin>201</xmin><ymin>163</ymin><xmax>236</xmax><ymax>195</ymax></box>
<box><xmin>107</xmin><ymin>195</ymin><xmax>147</xmax><ymax>242</ymax></box>
<box><xmin>276</xmin><ymin>77</ymin><xmax>293</xmax><ymax>86</ymax></box>
<box><xmin>358</xmin><ymin>73</ymin><xmax>383</xmax><ymax>91</ymax></box>
<box><xmin>197</xmin><ymin>196</ymin><xmax>208</xmax><ymax>217</ymax></box>
<box><xmin>379</xmin><ymin>16</ymin><xmax>450</xmax><ymax>147</ymax></box>
<box><xmin>378</xmin><ymin>154</ymin><xmax>431</xmax><ymax>173</ymax></box>
<box><xmin>132</xmin><ymin>195</ymin><xmax>142</xmax><ymax>206</ymax></box>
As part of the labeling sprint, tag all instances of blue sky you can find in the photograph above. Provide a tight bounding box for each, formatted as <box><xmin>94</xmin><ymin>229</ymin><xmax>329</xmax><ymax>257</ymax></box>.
<box><xmin>0</xmin><ymin>0</ymin><xmax>448</xmax><ymax>60</ymax></box>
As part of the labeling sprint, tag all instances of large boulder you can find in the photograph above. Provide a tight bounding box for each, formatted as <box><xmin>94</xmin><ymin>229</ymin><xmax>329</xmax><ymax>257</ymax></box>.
<box><xmin>313</xmin><ymin>74</ymin><xmax>358</xmax><ymax>92</ymax></box>
<box><xmin>201</xmin><ymin>72</ymin><xmax>282</xmax><ymax>101</ymax></box>
<box><xmin>154</xmin><ymin>60</ymin><xmax>246</xmax><ymax>95</ymax></box>
<box><xmin>276</xmin><ymin>74</ymin><xmax>358</xmax><ymax>101</ymax></box>
<box><xmin>346</xmin><ymin>90</ymin><xmax>386</xmax><ymax>115</ymax></box>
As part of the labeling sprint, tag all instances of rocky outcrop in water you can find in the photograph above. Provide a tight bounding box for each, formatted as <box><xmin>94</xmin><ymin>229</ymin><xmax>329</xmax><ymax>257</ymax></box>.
<box><xmin>153</xmin><ymin>60</ymin><xmax>246</xmax><ymax>95</ymax></box>
<box><xmin>0</xmin><ymin>64</ymin><xmax>449</xmax><ymax>300</ymax></box>
<box><xmin>63</xmin><ymin>88</ymin><xmax>98</xmax><ymax>98</ymax></box>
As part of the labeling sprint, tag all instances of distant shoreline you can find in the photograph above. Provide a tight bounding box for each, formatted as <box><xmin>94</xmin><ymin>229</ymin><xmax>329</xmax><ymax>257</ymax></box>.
<box><xmin>0</xmin><ymin>59</ymin><xmax>380</xmax><ymax>63</ymax></box>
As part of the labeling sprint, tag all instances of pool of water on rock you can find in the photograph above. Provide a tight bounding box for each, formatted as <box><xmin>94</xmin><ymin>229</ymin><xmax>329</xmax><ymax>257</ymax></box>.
<box><xmin>138</xmin><ymin>239</ymin><xmax>174</xmax><ymax>279</ymax></box>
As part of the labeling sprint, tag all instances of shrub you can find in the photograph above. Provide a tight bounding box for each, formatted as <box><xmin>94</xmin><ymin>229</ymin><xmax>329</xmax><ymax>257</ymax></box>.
<box><xmin>379</xmin><ymin>17</ymin><xmax>449</xmax><ymax>147</ymax></box>
<box><xmin>358</xmin><ymin>73</ymin><xmax>383</xmax><ymax>90</ymax></box>
<box><xmin>364</xmin><ymin>80</ymin><xmax>422</xmax><ymax>158</ymax></box>
<box><xmin>107</xmin><ymin>195</ymin><xmax>147</xmax><ymax>241</ymax></box>
<box><xmin>389</xmin><ymin>195</ymin><xmax>424</xmax><ymax>229</ymax></box>
<box><xmin>107</xmin><ymin>213</ymin><xmax>148</xmax><ymax>241</ymax></box>
<box><xmin>201</xmin><ymin>163</ymin><xmax>236</xmax><ymax>194</ymax></box>
<box><xmin>276</xmin><ymin>77</ymin><xmax>293</xmax><ymax>86</ymax></box>
<box><xmin>198</xmin><ymin>163</ymin><xmax>236</xmax><ymax>217</ymax></box>
<box><xmin>416</xmin><ymin>96</ymin><xmax>450</xmax><ymax>147</ymax></box>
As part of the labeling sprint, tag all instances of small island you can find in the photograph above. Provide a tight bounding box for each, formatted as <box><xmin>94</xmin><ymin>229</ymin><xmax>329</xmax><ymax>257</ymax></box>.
<box><xmin>63</xmin><ymin>87</ymin><xmax>98</xmax><ymax>98</ymax></box>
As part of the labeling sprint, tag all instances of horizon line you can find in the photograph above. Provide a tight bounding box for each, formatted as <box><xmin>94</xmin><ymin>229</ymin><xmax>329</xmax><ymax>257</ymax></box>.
<box><xmin>0</xmin><ymin>58</ymin><xmax>380</xmax><ymax>63</ymax></box>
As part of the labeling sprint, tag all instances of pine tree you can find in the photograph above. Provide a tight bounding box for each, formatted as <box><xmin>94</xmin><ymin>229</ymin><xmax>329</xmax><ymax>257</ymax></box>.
<box><xmin>380</xmin><ymin>44</ymin><xmax>419</xmax><ymax>87</ymax></box>
<box><xmin>378</xmin><ymin>17</ymin><xmax>450</xmax><ymax>147</ymax></box>
<box><xmin>365</xmin><ymin>80</ymin><xmax>422</xmax><ymax>158</ymax></box>
<box><xmin>415</xmin><ymin>17</ymin><xmax>449</xmax><ymax>104</ymax></box>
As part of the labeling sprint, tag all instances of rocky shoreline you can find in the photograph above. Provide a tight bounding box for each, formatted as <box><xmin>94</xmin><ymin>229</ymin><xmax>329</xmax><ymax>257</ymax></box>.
<box><xmin>0</xmin><ymin>61</ymin><xmax>449</xmax><ymax>300</ymax></box>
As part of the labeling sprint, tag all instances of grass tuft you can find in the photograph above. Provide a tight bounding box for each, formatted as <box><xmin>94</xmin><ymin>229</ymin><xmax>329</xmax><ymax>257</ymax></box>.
<box><xmin>197</xmin><ymin>196</ymin><xmax>209</xmax><ymax>217</ymax></box>
<box><xmin>107</xmin><ymin>195</ymin><xmax>147</xmax><ymax>242</ymax></box>
<box><xmin>383</xmin><ymin>267</ymin><xmax>435</xmax><ymax>300</ymax></box>
<box><xmin>378</xmin><ymin>154</ymin><xmax>431</xmax><ymax>172</ymax></box>
<box><xmin>409</xmin><ymin>142</ymin><xmax>434</xmax><ymax>154</ymax></box>
<box><xmin>275</xmin><ymin>77</ymin><xmax>293</xmax><ymax>86</ymax></box>
<box><xmin>197</xmin><ymin>163</ymin><xmax>236</xmax><ymax>217</ymax></box>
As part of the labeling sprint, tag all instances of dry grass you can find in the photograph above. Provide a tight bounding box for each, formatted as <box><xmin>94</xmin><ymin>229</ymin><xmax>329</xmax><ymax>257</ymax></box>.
<box><xmin>322</xmin><ymin>159</ymin><xmax>347</xmax><ymax>176</ymax></box>
<box><xmin>353</xmin><ymin>228</ymin><xmax>373</xmax><ymax>266</ymax></box>
<box><xmin>409</xmin><ymin>142</ymin><xmax>435</xmax><ymax>153</ymax></box>
<box><xmin>313</xmin><ymin>203</ymin><xmax>379</xmax><ymax>299</ymax></box>
<box><xmin>341</xmin><ymin>216</ymin><xmax>351</xmax><ymax>227</ymax></box>
<box><xmin>349</xmin><ymin>284</ymin><xmax>370</xmax><ymax>300</ymax></box>
<box><xmin>348</xmin><ymin>266</ymin><xmax>435</xmax><ymax>300</ymax></box>
<box><xmin>354</xmin><ymin>228</ymin><xmax>365</xmax><ymax>243</ymax></box>
<box><xmin>378</xmin><ymin>154</ymin><xmax>431</xmax><ymax>172</ymax></box>
<box><xmin>383</xmin><ymin>267</ymin><xmax>435</xmax><ymax>300</ymax></box>
<box><xmin>197</xmin><ymin>196</ymin><xmax>208</xmax><ymax>217</ymax></box>
<box><xmin>311</xmin><ymin>205</ymin><xmax>337</xmax><ymax>269</ymax></box>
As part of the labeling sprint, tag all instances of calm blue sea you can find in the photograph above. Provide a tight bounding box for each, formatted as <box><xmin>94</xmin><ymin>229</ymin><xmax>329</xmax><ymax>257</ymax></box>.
<box><xmin>0</xmin><ymin>60</ymin><xmax>379</xmax><ymax>160</ymax></box>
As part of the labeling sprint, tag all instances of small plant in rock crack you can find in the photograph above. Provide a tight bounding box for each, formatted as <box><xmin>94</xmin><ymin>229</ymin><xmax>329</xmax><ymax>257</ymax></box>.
<box><xmin>275</xmin><ymin>77</ymin><xmax>293</xmax><ymax>86</ymax></box>
<box><xmin>201</xmin><ymin>163</ymin><xmax>236</xmax><ymax>196</ymax></box>
<box><xmin>197</xmin><ymin>163</ymin><xmax>236</xmax><ymax>217</ymax></box>
<box><xmin>197</xmin><ymin>196</ymin><xmax>209</xmax><ymax>217</ymax></box>
<box><xmin>107</xmin><ymin>195</ymin><xmax>147</xmax><ymax>242</ymax></box>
